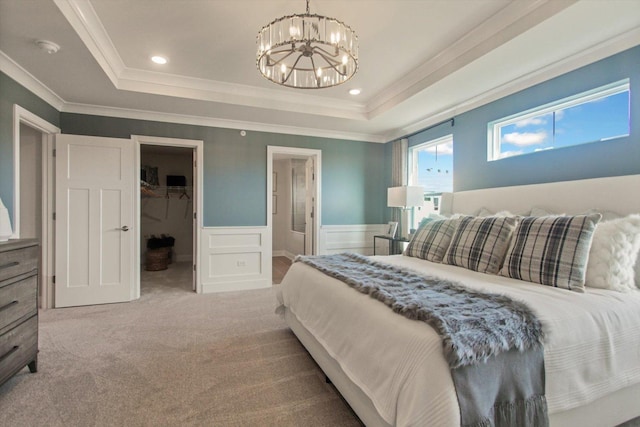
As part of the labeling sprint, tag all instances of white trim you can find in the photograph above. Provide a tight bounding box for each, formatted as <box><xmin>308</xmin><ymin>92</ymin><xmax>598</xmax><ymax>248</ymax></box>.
<box><xmin>12</xmin><ymin>105</ymin><xmax>60</xmax><ymax>239</ymax></box>
<box><xmin>0</xmin><ymin>51</ymin><xmax>65</xmax><ymax>110</ymax></box>
<box><xmin>2</xmin><ymin>17</ymin><xmax>638</xmax><ymax>144</ymax></box>
<box><xmin>61</xmin><ymin>102</ymin><xmax>384</xmax><ymax>143</ymax></box>
<box><xmin>366</xmin><ymin>0</ymin><xmax>573</xmax><ymax>119</ymax></box>
<box><xmin>12</xmin><ymin>105</ymin><xmax>60</xmax><ymax>310</ymax></box>
<box><xmin>52</xmin><ymin>0</ymin><xmax>123</xmax><ymax>87</ymax></box>
<box><xmin>132</xmin><ymin>135</ymin><xmax>204</xmax><ymax>296</ymax></box>
<box><xmin>54</xmin><ymin>0</ymin><xmax>366</xmax><ymax>120</ymax></box>
<box><xmin>319</xmin><ymin>224</ymin><xmax>389</xmax><ymax>255</ymax></box>
<box><xmin>487</xmin><ymin>79</ymin><xmax>630</xmax><ymax>161</ymax></box>
<box><xmin>384</xmin><ymin>27</ymin><xmax>640</xmax><ymax>143</ymax></box>
<box><xmin>200</xmin><ymin>226</ymin><xmax>271</xmax><ymax>293</ymax></box>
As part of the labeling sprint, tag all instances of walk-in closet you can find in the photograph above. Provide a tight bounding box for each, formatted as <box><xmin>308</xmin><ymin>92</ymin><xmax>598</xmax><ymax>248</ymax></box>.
<box><xmin>140</xmin><ymin>145</ymin><xmax>195</xmax><ymax>293</ymax></box>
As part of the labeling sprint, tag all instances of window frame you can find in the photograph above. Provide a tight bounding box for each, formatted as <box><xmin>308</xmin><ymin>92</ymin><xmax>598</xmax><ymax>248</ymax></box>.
<box><xmin>487</xmin><ymin>79</ymin><xmax>630</xmax><ymax>161</ymax></box>
<box><xmin>408</xmin><ymin>134</ymin><xmax>453</xmax><ymax>229</ymax></box>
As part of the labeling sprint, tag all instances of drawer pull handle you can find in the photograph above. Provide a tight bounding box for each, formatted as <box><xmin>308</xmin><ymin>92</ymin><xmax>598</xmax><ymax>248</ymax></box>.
<box><xmin>0</xmin><ymin>346</ymin><xmax>19</xmax><ymax>363</ymax></box>
<box><xmin>0</xmin><ymin>261</ymin><xmax>19</xmax><ymax>270</ymax></box>
<box><xmin>0</xmin><ymin>300</ymin><xmax>18</xmax><ymax>313</ymax></box>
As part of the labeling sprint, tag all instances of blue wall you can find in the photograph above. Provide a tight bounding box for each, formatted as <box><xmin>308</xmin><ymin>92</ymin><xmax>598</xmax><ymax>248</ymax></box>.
<box><xmin>59</xmin><ymin>113</ymin><xmax>387</xmax><ymax>226</ymax></box>
<box><xmin>2</xmin><ymin>45</ymin><xmax>639</xmax><ymax>228</ymax></box>
<box><xmin>409</xmin><ymin>45</ymin><xmax>640</xmax><ymax>191</ymax></box>
<box><xmin>0</xmin><ymin>72</ymin><xmax>60</xmax><ymax>220</ymax></box>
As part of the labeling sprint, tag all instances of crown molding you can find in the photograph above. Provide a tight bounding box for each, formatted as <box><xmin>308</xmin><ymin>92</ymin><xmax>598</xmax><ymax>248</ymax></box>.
<box><xmin>54</xmin><ymin>0</ymin><xmax>368</xmax><ymax>120</ymax></box>
<box><xmin>384</xmin><ymin>27</ymin><xmax>640</xmax><ymax>142</ymax></box>
<box><xmin>53</xmin><ymin>0</ymin><xmax>123</xmax><ymax>86</ymax></box>
<box><xmin>116</xmin><ymin>67</ymin><xmax>368</xmax><ymax>120</ymax></box>
<box><xmin>0</xmin><ymin>50</ymin><xmax>65</xmax><ymax>110</ymax></box>
<box><xmin>366</xmin><ymin>0</ymin><xmax>577</xmax><ymax>119</ymax></box>
<box><xmin>61</xmin><ymin>102</ymin><xmax>385</xmax><ymax>143</ymax></box>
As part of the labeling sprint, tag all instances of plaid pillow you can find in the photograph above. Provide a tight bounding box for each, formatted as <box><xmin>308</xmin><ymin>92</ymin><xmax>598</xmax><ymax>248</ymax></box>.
<box><xmin>404</xmin><ymin>218</ymin><xmax>459</xmax><ymax>262</ymax></box>
<box><xmin>499</xmin><ymin>214</ymin><xmax>602</xmax><ymax>291</ymax></box>
<box><xmin>443</xmin><ymin>216</ymin><xmax>518</xmax><ymax>274</ymax></box>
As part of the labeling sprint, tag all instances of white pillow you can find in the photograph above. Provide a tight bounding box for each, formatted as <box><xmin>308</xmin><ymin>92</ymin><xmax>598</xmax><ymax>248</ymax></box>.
<box><xmin>585</xmin><ymin>214</ymin><xmax>640</xmax><ymax>292</ymax></box>
<box><xmin>636</xmin><ymin>252</ymin><xmax>640</xmax><ymax>289</ymax></box>
<box><xmin>529</xmin><ymin>206</ymin><xmax>563</xmax><ymax>217</ymax></box>
<box><xmin>476</xmin><ymin>207</ymin><xmax>494</xmax><ymax>217</ymax></box>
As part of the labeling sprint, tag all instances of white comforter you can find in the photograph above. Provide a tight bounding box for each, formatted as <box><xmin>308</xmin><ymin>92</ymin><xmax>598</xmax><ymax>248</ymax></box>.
<box><xmin>277</xmin><ymin>255</ymin><xmax>640</xmax><ymax>426</ymax></box>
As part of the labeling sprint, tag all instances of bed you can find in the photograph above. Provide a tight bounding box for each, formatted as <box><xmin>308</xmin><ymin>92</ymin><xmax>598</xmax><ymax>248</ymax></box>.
<box><xmin>276</xmin><ymin>174</ymin><xmax>640</xmax><ymax>427</ymax></box>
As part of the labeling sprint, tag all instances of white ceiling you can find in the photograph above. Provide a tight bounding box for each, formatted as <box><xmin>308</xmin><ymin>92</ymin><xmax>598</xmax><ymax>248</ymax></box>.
<box><xmin>1</xmin><ymin>0</ymin><xmax>639</xmax><ymax>143</ymax></box>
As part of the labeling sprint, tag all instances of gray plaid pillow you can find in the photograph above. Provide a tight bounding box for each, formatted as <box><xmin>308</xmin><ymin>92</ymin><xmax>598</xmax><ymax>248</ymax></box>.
<box><xmin>404</xmin><ymin>218</ymin><xmax>459</xmax><ymax>262</ymax></box>
<box><xmin>499</xmin><ymin>214</ymin><xmax>602</xmax><ymax>291</ymax></box>
<box><xmin>443</xmin><ymin>216</ymin><xmax>518</xmax><ymax>274</ymax></box>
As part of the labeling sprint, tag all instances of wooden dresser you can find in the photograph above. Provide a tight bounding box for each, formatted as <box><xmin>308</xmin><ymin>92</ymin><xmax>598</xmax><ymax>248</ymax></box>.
<box><xmin>0</xmin><ymin>239</ymin><xmax>38</xmax><ymax>386</ymax></box>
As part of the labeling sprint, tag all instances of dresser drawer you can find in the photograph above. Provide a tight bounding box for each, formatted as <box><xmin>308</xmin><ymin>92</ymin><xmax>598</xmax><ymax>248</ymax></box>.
<box><xmin>0</xmin><ymin>245</ymin><xmax>38</xmax><ymax>283</ymax></box>
<box><xmin>0</xmin><ymin>315</ymin><xmax>38</xmax><ymax>385</ymax></box>
<box><xmin>0</xmin><ymin>274</ymin><xmax>37</xmax><ymax>335</ymax></box>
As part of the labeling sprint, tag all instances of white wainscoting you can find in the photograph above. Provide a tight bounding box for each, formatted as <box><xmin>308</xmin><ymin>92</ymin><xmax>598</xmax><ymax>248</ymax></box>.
<box><xmin>319</xmin><ymin>224</ymin><xmax>389</xmax><ymax>256</ymax></box>
<box><xmin>200</xmin><ymin>227</ymin><xmax>271</xmax><ymax>293</ymax></box>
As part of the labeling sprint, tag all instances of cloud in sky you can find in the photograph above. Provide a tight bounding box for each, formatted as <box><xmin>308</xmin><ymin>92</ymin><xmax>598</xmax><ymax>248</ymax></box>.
<box><xmin>424</xmin><ymin>141</ymin><xmax>453</xmax><ymax>155</ymax></box>
<box><xmin>514</xmin><ymin>116</ymin><xmax>548</xmax><ymax>127</ymax></box>
<box><xmin>502</xmin><ymin>131</ymin><xmax>548</xmax><ymax>146</ymax></box>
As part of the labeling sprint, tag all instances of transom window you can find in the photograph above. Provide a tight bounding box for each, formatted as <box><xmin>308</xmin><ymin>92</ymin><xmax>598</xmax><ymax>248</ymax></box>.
<box><xmin>488</xmin><ymin>79</ymin><xmax>630</xmax><ymax>161</ymax></box>
<box><xmin>409</xmin><ymin>134</ymin><xmax>453</xmax><ymax>228</ymax></box>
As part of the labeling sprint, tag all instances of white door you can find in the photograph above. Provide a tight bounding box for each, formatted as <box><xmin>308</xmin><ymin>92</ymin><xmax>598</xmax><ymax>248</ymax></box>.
<box><xmin>55</xmin><ymin>134</ymin><xmax>134</xmax><ymax>307</ymax></box>
<box><xmin>304</xmin><ymin>157</ymin><xmax>315</xmax><ymax>255</ymax></box>
<box><xmin>192</xmin><ymin>149</ymin><xmax>197</xmax><ymax>291</ymax></box>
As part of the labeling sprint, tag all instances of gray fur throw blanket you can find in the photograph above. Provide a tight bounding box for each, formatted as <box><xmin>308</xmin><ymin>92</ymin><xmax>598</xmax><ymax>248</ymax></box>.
<box><xmin>295</xmin><ymin>252</ymin><xmax>544</xmax><ymax>369</ymax></box>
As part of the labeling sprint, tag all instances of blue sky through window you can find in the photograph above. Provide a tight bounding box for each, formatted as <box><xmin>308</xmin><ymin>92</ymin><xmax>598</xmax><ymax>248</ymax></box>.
<box><xmin>415</xmin><ymin>140</ymin><xmax>453</xmax><ymax>193</ymax></box>
<box><xmin>498</xmin><ymin>90</ymin><xmax>629</xmax><ymax>159</ymax></box>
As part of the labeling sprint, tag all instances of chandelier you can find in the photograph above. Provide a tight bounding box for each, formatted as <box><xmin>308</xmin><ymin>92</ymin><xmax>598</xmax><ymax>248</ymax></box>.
<box><xmin>256</xmin><ymin>0</ymin><xmax>358</xmax><ymax>89</ymax></box>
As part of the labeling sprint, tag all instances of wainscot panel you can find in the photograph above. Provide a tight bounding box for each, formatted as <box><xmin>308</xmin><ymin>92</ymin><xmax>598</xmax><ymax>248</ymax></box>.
<box><xmin>319</xmin><ymin>224</ymin><xmax>389</xmax><ymax>256</ymax></box>
<box><xmin>201</xmin><ymin>227</ymin><xmax>270</xmax><ymax>293</ymax></box>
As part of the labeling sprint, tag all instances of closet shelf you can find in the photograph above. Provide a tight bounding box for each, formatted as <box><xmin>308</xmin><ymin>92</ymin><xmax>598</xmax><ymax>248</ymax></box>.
<box><xmin>141</xmin><ymin>181</ymin><xmax>192</xmax><ymax>199</ymax></box>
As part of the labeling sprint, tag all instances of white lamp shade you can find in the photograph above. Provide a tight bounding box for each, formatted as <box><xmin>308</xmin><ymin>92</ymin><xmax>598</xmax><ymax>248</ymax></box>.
<box><xmin>0</xmin><ymin>197</ymin><xmax>13</xmax><ymax>242</ymax></box>
<box><xmin>387</xmin><ymin>186</ymin><xmax>424</xmax><ymax>208</ymax></box>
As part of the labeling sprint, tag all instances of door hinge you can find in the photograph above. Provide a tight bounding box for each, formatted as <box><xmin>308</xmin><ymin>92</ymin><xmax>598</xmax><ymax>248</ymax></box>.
<box><xmin>53</xmin><ymin>212</ymin><xmax>56</xmax><ymax>220</ymax></box>
<box><xmin>193</xmin><ymin>212</ymin><xmax>196</xmax><ymax>219</ymax></box>
<box><xmin>52</xmin><ymin>149</ymin><xmax>56</xmax><ymax>157</ymax></box>
<box><xmin>193</xmin><ymin>264</ymin><xmax>196</xmax><ymax>271</ymax></box>
<box><xmin>53</xmin><ymin>275</ymin><xmax>56</xmax><ymax>284</ymax></box>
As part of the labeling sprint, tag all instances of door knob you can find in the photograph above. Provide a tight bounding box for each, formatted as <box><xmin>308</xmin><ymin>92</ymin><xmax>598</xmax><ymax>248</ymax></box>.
<box><xmin>120</xmin><ymin>226</ymin><xmax>129</xmax><ymax>232</ymax></box>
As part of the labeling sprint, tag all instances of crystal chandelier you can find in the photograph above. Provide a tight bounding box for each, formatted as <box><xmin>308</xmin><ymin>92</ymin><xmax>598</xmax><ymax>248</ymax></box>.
<box><xmin>256</xmin><ymin>0</ymin><xmax>358</xmax><ymax>89</ymax></box>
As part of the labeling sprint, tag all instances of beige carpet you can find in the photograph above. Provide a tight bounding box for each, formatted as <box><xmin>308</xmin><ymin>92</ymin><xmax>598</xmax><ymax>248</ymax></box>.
<box><xmin>0</xmin><ymin>263</ymin><xmax>361</xmax><ymax>426</ymax></box>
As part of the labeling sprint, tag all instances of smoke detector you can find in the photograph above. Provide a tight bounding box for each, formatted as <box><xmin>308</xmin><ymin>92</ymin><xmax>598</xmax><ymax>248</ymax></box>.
<box><xmin>35</xmin><ymin>40</ymin><xmax>60</xmax><ymax>54</ymax></box>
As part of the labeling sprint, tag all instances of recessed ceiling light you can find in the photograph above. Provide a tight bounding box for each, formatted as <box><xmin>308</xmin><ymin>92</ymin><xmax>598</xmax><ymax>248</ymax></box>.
<box><xmin>349</xmin><ymin>88</ymin><xmax>361</xmax><ymax>96</ymax></box>
<box><xmin>151</xmin><ymin>56</ymin><xmax>168</xmax><ymax>65</ymax></box>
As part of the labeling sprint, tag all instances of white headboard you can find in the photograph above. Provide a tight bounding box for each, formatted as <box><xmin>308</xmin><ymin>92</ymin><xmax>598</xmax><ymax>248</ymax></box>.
<box><xmin>441</xmin><ymin>175</ymin><xmax>640</xmax><ymax>217</ymax></box>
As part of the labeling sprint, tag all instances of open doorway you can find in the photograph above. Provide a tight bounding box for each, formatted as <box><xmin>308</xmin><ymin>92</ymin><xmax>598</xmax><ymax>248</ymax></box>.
<box><xmin>267</xmin><ymin>146</ymin><xmax>321</xmax><ymax>284</ymax></box>
<box><xmin>12</xmin><ymin>105</ymin><xmax>60</xmax><ymax>309</ymax></box>
<box><xmin>139</xmin><ymin>145</ymin><xmax>194</xmax><ymax>294</ymax></box>
<box><xmin>134</xmin><ymin>135</ymin><xmax>204</xmax><ymax>297</ymax></box>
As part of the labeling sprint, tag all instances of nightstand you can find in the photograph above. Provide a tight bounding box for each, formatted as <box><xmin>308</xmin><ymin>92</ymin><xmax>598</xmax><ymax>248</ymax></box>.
<box><xmin>373</xmin><ymin>235</ymin><xmax>410</xmax><ymax>255</ymax></box>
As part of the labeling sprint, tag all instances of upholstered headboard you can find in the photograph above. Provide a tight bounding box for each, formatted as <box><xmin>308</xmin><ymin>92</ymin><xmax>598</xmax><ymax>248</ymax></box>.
<box><xmin>441</xmin><ymin>175</ymin><xmax>640</xmax><ymax>217</ymax></box>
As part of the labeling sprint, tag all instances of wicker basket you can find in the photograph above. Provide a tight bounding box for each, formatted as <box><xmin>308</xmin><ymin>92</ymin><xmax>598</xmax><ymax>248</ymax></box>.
<box><xmin>145</xmin><ymin>248</ymin><xmax>169</xmax><ymax>271</ymax></box>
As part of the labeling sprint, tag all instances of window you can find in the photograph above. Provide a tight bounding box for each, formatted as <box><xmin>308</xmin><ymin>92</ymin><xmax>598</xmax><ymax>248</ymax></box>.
<box><xmin>409</xmin><ymin>135</ymin><xmax>453</xmax><ymax>229</ymax></box>
<box><xmin>488</xmin><ymin>79</ymin><xmax>630</xmax><ymax>161</ymax></box>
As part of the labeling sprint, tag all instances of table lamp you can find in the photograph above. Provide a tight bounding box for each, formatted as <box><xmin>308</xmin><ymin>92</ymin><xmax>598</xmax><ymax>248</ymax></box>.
<box><xmin>387</xmin><ymin>186</ymin><xmax>424</xmax><ymax>238</ymax></box>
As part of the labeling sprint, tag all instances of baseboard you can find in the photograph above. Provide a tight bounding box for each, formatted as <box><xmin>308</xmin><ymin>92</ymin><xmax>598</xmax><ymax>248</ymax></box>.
<box><xmin>201</xmin><ymin>279</ymin><xmax>272</xmax><ymax>293</ymax></box>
